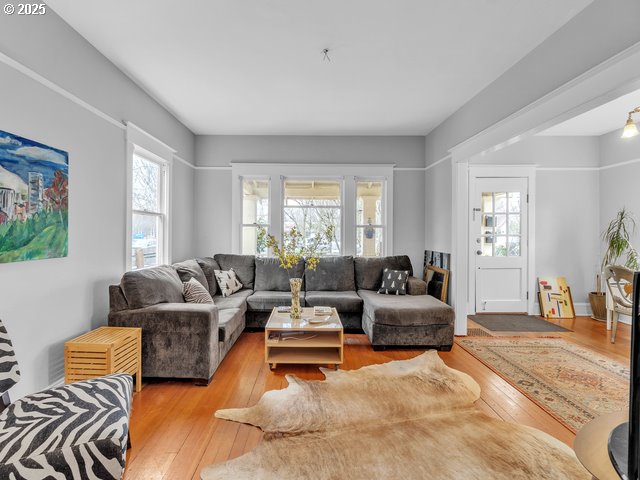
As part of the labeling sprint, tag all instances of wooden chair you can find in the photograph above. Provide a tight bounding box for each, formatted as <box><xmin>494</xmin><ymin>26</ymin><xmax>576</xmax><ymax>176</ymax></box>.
<box><xmin>604</xmin><ymin>265</ymin><xmax>634</xmax><ymax>343</ymax></box>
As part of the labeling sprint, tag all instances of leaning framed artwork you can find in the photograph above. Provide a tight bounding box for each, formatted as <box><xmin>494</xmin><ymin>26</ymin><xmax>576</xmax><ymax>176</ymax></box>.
<box><xmin>538</xmin><ymin>276</ymin><xmax>575</xmax><ymax>318</ymax></box>
<box><xmin>0</xmin><ymin>129</ymin><xmax>68</xmax><ymax>263</ymax></box>
<box><xmin>424</xmin><ymin>265</ymin><xmax>450</xmax><ymax>303</ymax></box>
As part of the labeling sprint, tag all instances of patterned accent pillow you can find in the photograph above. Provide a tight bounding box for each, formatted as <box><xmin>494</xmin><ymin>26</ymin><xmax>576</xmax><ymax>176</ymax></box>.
<box><xmin>183</xmin><ymin>278</ymin><xmax>214</xmax><ymax>304</ymax></box>
<box><xmin>214</xmin><ymin>268</ymin><xmax>244</xmax><ymax>297</ymax></box>
<box><xmin>377</xmin><ymin>268</ymin><xmax>409</xmax><ymax>295</ymax></box>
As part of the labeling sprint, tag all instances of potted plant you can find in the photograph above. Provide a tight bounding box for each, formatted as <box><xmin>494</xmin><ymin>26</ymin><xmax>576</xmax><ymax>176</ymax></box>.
<box><xmin>590</xmin><ymin>208</ymin><xmax>639</xmax><ymax>320</ymax></box>
<box><xmin>258</xmin><ymin>225</ymin><xmax>334</xmax><ymax>320</ymax></box>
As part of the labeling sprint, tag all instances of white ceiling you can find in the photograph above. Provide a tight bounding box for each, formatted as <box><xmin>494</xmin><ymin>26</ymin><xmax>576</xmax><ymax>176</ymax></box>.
<box><xmin>48</xmin><ymin>0</ymin><xmax>592</xmax><ymax>135</ymax></box>
<box><xmin>538</xmin><ymin>89</ymin><xmax>640</xmax><ymax>137</ymax></box>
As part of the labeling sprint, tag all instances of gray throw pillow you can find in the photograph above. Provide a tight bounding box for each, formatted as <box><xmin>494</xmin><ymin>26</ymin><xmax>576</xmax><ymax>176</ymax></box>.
<box><xmin>183</xmin><ymin>278</ymin><xmax>214</xmax><ymax>304</ymax></box>
<box><xmin>378</xmin><ymin>268</ymin><xmax>409</xmax><ymax>295</ymax></box>
<box><xmin>120</xmin><ymin>265</ymin><xmax>185</xmax><ymax>309</ymax></box>
<box><xmin>196</xmin><ymin>257</ymin><xmax>221</xmax><ymax>297</ymax></box>
<box><xmin>173</xmin><ymin>259</ymin><xmax>209</xmax><ymax>291</ymax></box>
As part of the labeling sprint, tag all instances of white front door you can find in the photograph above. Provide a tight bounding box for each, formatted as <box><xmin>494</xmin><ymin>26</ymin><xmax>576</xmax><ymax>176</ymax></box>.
<box><xmin>471</xmin><ymin>177</ymin><xmax>528</xmax><ymax>313</ymax></box>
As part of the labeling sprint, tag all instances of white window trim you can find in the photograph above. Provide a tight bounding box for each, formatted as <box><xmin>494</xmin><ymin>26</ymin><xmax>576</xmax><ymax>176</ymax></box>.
<box><xmin>231</xmin><ymin>163</ymin><xmax>394</xmax><ymax>257</ymax></box>
<box><xmin>125</xmin><ymin>123</ymin><xmax>174</xmax><ymax>271</ymax></box>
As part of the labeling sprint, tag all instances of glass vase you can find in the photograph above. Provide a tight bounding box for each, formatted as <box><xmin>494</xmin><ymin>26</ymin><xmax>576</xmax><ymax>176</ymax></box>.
<box><xmin>290</xmin><ymin>277</ymin><xmax>302</xmax><ymax>320</ymax></box>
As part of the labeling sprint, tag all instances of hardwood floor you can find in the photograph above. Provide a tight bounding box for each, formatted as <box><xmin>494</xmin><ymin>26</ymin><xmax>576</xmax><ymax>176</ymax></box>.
<box><xmin>123</xmin><ymin>316</ymin><xmax>631</xmax><ymax>480</ymax></box>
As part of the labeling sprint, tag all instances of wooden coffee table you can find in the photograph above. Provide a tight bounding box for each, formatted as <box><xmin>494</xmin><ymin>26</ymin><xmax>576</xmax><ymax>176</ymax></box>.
<box><xmin>265</xmin><ymin>307</ymin><xmax>343</xmax><ymax>370</ymax></box>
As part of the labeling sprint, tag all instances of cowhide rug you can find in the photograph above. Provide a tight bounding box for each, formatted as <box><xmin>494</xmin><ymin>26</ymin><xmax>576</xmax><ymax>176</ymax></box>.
<box><xmin>201</xmin><ymin>351</ymin><xmax>590</xmax><ymax>479</ymax></box>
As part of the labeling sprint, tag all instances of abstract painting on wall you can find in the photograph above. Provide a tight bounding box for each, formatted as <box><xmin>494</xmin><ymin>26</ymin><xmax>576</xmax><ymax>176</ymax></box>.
<box><xmin>0</xmin><ymin>129</ymin><xmax>68</xmax><ymax>263</ymax></box>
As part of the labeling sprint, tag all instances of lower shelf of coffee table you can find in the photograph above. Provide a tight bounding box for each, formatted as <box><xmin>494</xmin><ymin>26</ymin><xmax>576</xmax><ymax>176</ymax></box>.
<box><xmin>266</xmin><ymin>346</ymin><xmax>342</xmax><ymax>365</ymax></box>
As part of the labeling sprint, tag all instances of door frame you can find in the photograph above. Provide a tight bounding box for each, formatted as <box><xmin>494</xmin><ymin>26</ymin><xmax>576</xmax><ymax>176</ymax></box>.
<box><xmin>451</xmin><ymin>163</ymin><xmax>536</xmax><ymax>336</ymax></box>
<box><xmin>467</xmin><ymin>165</ymin><xmax>536</xmax><ymax>317</ymax></box>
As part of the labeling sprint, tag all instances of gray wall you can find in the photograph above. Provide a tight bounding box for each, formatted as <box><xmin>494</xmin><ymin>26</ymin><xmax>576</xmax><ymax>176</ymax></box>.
<box><xmin>599</xmin><ymin>130</ymin><xmax>640</xmax><ymax>267</ymax></box>
<box><xmin>472</xmin><ymin>136</ymin><xmax>600</xmax><ymax>167</ymax></box>
<box><xmin>194</xmin><ymin>135</ymin><xmax>426</xmax><ymax>272</ymax></box>
<box><xmin>467</xmin><ymin>136</ymin><xmax>601</xmax><ymax>306</ymax></box>
<box><xmin>0</xmin><ymin>12</ymin><xmax>195</xmax><ymax>397</ymax></box>
<box><xmin>599</xmin><ymin>128</ymin><xmax>640</xmax><ymax>166</ymax></box>
<box><xmin>536</xmin><ymin>169</ymin><xmax>600</xmax><ymax>305</ymax></box>
<box><xmin>424</xmin><ymin>159</ymin><xmax>452</xmax><ymax>254</ymax></box>
<box><xmin>424</xmin><ymin>0</ymin><xmax>640</xmax><ymax>164</ymax></box>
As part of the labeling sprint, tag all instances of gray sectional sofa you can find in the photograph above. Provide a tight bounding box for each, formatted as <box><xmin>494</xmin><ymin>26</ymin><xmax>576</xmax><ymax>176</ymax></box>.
<box><xmin>108</xmin><ymin>254</ymin><xmax>454</xmax><ymax>384</ymax></box>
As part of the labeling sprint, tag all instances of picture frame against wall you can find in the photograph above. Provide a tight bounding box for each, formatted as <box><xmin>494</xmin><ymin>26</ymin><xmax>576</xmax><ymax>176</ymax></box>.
<box><xmin>424</xmin><ymin>265</ymin><xmax>450</xmax><ymax>304</ymax></box>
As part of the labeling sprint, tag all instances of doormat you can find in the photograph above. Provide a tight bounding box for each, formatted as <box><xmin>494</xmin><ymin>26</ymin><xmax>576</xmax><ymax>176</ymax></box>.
<box><xmin>468</xmin><ymin>314</ymin><xmax>571</xmax><ymax>333</ymax></box>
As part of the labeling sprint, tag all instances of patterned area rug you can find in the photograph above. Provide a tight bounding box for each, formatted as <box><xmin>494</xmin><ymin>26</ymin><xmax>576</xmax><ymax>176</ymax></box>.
<box><xmin>467</xmin><ymin>327</ymin><xmax>493</xmax><ymax>337</ymax></box>
<box><xmin>458</xmin><ymin>338</ymin><xmax>629</xmax><ymax>432</ymax></box>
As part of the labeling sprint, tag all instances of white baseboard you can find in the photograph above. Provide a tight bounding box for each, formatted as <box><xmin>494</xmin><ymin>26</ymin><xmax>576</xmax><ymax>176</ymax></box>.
<box><xmin>534</xmin><ymin>301</ymin><xmax>631</xmax><ymax>325</ymax></box>
<box><xmin>533</xmin><ymin>301</ymin><xmax>592</xmax><ymax>316</ymax></box>
<box><xmin>45</xmin><ymin>378</ymin><xmax>64</xmax><ymax>391</ymax></box>
<box><xmin>573</xmin><ymin>302</ymin><xmax>592</xmax><ymax>317</ymax></box>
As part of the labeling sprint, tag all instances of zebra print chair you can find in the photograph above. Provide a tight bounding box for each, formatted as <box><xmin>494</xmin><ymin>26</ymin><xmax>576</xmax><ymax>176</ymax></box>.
<box><xmin>0</xmin><ymin>320</ymin><xmax>133</xmax><ymax>479</ymax></box>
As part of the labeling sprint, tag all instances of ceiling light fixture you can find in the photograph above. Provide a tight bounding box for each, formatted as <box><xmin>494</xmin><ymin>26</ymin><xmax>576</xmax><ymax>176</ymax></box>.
<box><xmin>322</xmin><ymin>48</ymin><xmax>331</xmax><ymax>62</ymax></box>
<box><xmin>621</xmin><ymin>106</ymin><xmax>640</xmax><ymax>138</ymax></box>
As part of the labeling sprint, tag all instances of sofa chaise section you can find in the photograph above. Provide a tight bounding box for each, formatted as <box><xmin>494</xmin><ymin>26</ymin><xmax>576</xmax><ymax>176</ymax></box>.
<box><xmin>358</xmin><ymin>289</ymin><xmax>454</xmax><ymax>350</ymax></box>
<box><xmin>355</xmin><ymin>256</ymin><xmax>454</xmax><ymax>350</ymax></box>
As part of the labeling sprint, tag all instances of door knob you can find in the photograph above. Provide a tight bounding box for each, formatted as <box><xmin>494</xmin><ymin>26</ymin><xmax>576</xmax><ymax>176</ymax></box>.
<box><xmin>476</xmin><ymin>250</ymin><xmax>482</xmax><ymax>256</ymax></box>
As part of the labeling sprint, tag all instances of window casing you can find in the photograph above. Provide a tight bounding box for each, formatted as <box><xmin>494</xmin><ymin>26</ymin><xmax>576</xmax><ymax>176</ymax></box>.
<box><xmin>234</xmin><ymin>165</ymin><xmax>392</xmax><ymax>258</ymax></box>
<box><xmin>130</xmin><ymin>151</ymin><xmax>169</xmax><ymax>269</ymax></box>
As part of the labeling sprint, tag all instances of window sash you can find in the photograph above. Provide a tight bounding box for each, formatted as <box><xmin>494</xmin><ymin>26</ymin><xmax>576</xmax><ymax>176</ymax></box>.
<box><xmin>130</xmin><ymin>150</ymin><xmax>168</xmax><ymax>269</ymax></box>
<box><xmin>281</xmin><ymin>177</ymin><xmax>343</xmax><ymax>256</ymax></box>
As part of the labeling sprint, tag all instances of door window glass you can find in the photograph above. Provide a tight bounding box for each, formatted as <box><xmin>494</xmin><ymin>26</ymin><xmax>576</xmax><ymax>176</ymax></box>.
<box><xmin>479</xmin><ymin>192</ymin><xmax>522</xmax><ymax>257</ymax></box>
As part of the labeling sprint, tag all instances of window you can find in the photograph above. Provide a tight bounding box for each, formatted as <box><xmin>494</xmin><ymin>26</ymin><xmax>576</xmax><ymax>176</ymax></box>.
<box><xmin>131</xmin><ymin>152</ymin><xmax>168</xmax><ymax>269</ymax></box>
<box><xmin>233</xmin><ymin>164</ymin><xmax>393</xmax><ymax>257</ymax></box>
<box><xmin>241</xmin><ymin>178</ymin><xmax>269</xmax><ymax>256</ymax></box>
<box><xmin>356</xmin><ymin>180</ymin><xmax>385</xmax><ymax>257</ymax></box>
<box><xmin>283</xmin><ymin>179</ymin><xmax>341</xmax><ymax>255</ymax></box>
<box><xmin>479</xmin><ymin>191</ymin><xmax>521</xmax><ymax>257</ymax></box>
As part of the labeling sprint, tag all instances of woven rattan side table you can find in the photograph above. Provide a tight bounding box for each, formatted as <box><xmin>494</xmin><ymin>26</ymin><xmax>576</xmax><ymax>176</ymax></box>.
<box><xmin>65</xmin><ymin>326</ymin><xmax>142</xmax><ymax>392</ymax></box>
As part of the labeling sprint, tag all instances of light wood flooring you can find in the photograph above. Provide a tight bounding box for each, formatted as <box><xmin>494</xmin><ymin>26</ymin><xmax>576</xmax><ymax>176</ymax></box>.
<box><xmin>123</xmin><ymin>316</ymin><xmax>631</xmax><ymax>479</ymax></box>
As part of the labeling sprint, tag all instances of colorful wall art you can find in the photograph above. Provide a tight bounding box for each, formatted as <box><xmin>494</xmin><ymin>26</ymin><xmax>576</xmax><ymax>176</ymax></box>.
<box><xmin>0</xmin><ymin>129</ymin><xmax>68</xmax><ymax>263</ymax></box>
<box><xmin>538</xmin><ymin>276</ymin><xmax>575</xmax><ymax>318</ymax></box>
